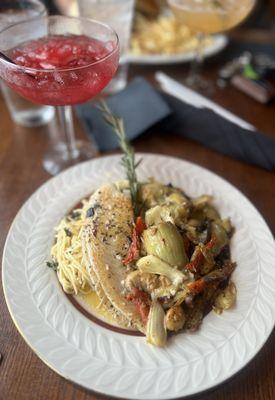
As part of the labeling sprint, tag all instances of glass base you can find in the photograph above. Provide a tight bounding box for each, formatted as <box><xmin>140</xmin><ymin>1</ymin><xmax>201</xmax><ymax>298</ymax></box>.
<box><xmin>43</xmin><ymin>140</ymin><xmax>97</xmax><ymax>175</ymax></box>
<box><xmin>185</xmin><ymin>74</ymin><xmax>215</xmax><ymax>95</ymax></box>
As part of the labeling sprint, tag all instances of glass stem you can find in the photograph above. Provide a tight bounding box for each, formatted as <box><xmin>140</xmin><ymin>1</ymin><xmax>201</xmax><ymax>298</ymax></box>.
<box><xmin>57</xmin><ymin>105</ymin><xmax>79</xmax><ymax>159</ymax></box>
<box><xmin>187</xmin><ymin>32</ymin><xmax>205</xmax><ymax>86</ymax></box>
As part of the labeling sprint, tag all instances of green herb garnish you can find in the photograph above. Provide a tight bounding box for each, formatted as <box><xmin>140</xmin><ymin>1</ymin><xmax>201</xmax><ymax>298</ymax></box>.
<box><xmin>64</xmin><ymin>228</ymin><xmax>72</xmax><ymax>237</ymax></box>
<box><xmin>46</xmin><ymin>260</ymin><xmax>58</xmax><ymax>271</ymax></box>
<box><xmin>99</xmin><ymin>101</ymin><xmax>141</xmax><ymax>217</ymax></box>
<box><xmin>70</xmin><ymin>211</ymin><xmax>81</xmax><ymax>220</ymax></box>
<box><xmin>212</xmin><ymin>0</ymin><xmax>225</xmax><ymax>9</ymax></box>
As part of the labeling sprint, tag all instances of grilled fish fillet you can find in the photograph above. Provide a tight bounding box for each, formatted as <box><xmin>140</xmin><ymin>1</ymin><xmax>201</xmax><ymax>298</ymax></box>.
<box><xmin>82</xmin><ymin>184</ymin><xmax>146</xmax><ymax>333</ymax></box>
<box><xmin>81</xmin><ymin>239</ymin><xmax>131</xmax><ymax>329</ymax></box>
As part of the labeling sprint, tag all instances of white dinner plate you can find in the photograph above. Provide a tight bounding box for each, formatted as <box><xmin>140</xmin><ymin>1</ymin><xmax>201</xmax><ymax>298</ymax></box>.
<box><xmin>127</xmin><ymin>34</ymin><xmax>228</xmax><ymax>65</ymax></box>
<box><xmin>2</xmin><ymin>154</ymin><xmax>275</xmax><ymax>400</ymax></box>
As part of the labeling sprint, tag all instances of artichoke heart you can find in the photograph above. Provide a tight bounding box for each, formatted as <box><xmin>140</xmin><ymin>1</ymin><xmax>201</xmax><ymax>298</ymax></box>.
<box><xmin>166</xmin><ymin>192</ymin><xmax>189</xmax><ymax>205</ymax></box>
<box><xmin>146</xmin><ymin>300</ymin><xmax>167</xmax><ymax>347</ymax></box>
<box><xmin>214</xmin><ymin>282</ymin><xmax>236</xmax><ymax>313</ymax></box>
<box><xmin>145</xmin><ymin>205</ymin><xmax>163</xmax><ymax>226</ymax></box>
<box><xmin>139</xmin><ymin>181</ymin><xmax>171</xmax><ymax>208</ymax></box>
<box><xmin>137</xmin><ymin>255</ymin><xmax>186</xmax><ymax>287</ymax></box>
<box><xmin>192</xmin><ymin>195</ymin><xmax>213</xmax><ymax>208</ymax></box>
<box><xmin>211</xmin><ymin>222</ymin><xmax>228</xmax><ymax>256</ymax></box>
<box><xmin>145</xmin><ymin>204</ymin><xmax>189</xmax><ymax>227</ymax></box>
<box><xmin>125</xmin><ymin>269</ymin><xmax>170</xmax><ymax>293</ymax></box>
<box><xmin>142</xmin><ymin>222</ymin><xmax>188</xmax><ymax>267</ymax></box>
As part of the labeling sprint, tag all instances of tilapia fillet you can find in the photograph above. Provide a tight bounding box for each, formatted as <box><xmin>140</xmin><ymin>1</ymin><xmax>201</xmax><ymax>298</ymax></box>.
<box><xmin>82</xmin><ymin>184</ymin><xmax>146</xmax><ymax>333</ymax></box>
<box><xmin>81</xmin><ymin>242</ymin><xmax>130</xmax><ymax>329</ymax></box>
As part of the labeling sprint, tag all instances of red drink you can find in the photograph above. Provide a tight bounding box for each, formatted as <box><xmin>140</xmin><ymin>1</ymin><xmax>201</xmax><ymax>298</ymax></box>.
<box><xmin>4</xmin><ymin>34</ymin><xmax>119</xmax><ymax>105</ymax></box>
<box><xmin>0</xmin><ymin>15</ymin><xmax>120</xmax><ymax>175</ymax></box>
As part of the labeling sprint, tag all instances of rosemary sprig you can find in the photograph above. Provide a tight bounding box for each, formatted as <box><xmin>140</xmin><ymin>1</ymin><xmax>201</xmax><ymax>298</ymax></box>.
<box><xmin>99</xmin><ymin>101</ymin><xmax>141</xmax><ymax>217</ymax></box>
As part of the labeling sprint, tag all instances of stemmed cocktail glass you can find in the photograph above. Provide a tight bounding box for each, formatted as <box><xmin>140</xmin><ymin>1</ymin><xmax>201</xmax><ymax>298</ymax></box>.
<box><xmin>0</xmin><ymin>16</ymin><xmax>119</xmax><ymax>174</ymax></box>
<box><xmin>168</xmin><ymin>0</ymin><xmax>256</xmax><ymax>91</ymax></box>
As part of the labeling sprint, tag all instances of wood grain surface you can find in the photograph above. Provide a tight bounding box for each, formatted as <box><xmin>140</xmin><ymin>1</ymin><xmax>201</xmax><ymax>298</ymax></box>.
<box><xmin>0</xmin><ymin>34</ymin><xmax>274</xmax><ymax>400</ymax></box>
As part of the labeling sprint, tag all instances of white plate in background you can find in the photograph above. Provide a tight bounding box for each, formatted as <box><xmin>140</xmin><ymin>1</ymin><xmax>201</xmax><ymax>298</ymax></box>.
<box><xmin>127</xmin><ymin>34</ymin><xmax>228</xmax><ymax>65</ymax></box>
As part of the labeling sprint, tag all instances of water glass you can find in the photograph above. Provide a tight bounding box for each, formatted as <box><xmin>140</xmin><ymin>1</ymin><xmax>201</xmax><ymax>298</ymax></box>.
<box><xmin>77</xmin><ymin>0</ymin><xmax>134</xmax><ymax>93</ymax></box>
<box><xmin>0</xmin><ymin>0</ymin><xmax>54</xmax><ymax>127</ymax></box>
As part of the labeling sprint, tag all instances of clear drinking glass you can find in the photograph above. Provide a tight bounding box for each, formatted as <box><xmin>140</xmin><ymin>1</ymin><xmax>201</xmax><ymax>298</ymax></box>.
<box><xmin>0</xmin><ymin>16</ymin><xmax>119</xmax><ymax>174</ymax></box>
<box><xmin>168</xmin><ymin>0</ymin><xmax>256</xmax><ymax>91</ymax></box>
<box><xmin>77</xmin><ymin>0</ymin><xmax>134</xmax><ymax>94</ymax></box>
<box><xmin>0</xmin><ymin>0</ymin><xmax>54</xmax><ymax>127</ymax></box>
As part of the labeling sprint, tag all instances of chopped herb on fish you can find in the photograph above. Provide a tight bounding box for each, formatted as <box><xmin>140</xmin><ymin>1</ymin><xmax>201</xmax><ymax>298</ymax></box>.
<box><xmin>64</xmin><ymin>228</ymin><xmax>72</xmax><ymax>237</ymax></box>
<box><xmin>46</xmin><ymin>260</ymin><xmax>58</xmax><ymax>271</ymax></box>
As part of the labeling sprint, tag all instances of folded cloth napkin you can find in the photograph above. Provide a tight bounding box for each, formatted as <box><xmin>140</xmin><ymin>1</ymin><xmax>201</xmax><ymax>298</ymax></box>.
<box><xmin>76</xmin><ymin>77</ymin><xmax>275</xmax><ymax>171</ymax></box>
<box><xmin>77</xmin><ymin>78</ymin><xmax>171</xmax><ymax>152</ymax></box>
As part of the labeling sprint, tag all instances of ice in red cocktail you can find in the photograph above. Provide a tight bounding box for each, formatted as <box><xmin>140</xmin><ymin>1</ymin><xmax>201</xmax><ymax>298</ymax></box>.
<box><xmin>4</xmin><ymin>34</ymin><xmax>119</xmax><ymax>106</ymax></box>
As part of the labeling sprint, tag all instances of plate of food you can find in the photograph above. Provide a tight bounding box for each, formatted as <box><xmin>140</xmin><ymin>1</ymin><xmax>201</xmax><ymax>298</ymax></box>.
<box><xmin>128</xmin><ymin>13</ymin><xmax>228</xmax><ymax>65</ymax></box>
<box><xmin>2</xmin><ymin>107</ymin><xmax>275</xmax><ymax>399</ymax></box>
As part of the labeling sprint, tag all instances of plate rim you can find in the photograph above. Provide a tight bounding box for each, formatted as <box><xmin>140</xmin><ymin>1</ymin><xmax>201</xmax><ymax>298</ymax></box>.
<box><xmin>2</xmin><ymin>153</ymin><xmax>275</xmax><ymax>400</ymax></box>
<box><xmin>127</xmin><ymin>34</ymin><xmax>228</xmax><ymax>65</ymax></box>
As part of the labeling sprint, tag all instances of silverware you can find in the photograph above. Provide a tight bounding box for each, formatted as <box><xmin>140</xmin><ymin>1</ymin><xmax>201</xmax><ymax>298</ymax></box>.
<box><xmin>155</xmin><ymin>72</ymin><xmax>255</xmax><ymax>131</ymax></box>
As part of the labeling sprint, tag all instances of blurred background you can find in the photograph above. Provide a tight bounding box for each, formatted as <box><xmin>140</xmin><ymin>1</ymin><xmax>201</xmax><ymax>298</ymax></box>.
<box><xmin>7</xmin><ymin>0</ymin><xmax>275</xmax><ymax>103</ymax></box>
<box><xmin>40</xmin><ymin>0</ymin><xmax>275</xmax><ymax>121</ymax></box>
<box><xmin>1</xmin><ymin>0</ymin><xmax>274</xmax><ymax>173</ymax></box>
<box><xmin>45</xmin><ymin>0</ymin><xmax>275</xmax><ymax>30</ymax></box>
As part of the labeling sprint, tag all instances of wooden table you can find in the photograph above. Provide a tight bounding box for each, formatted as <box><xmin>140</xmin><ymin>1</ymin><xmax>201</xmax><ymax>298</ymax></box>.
<box><xmin>0</xmin><ymin>37</ymin><xmax>274</xmax><ymax>400</ymax></box>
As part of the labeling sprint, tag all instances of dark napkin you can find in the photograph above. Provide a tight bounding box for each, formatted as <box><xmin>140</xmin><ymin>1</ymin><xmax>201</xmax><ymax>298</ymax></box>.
<box><xmin>77</xmin><ymin>78</ymin><xmax>172</xmax><ymax>152</ymax></box>
<box><xmin>161</xmin><ymin>94</ymin><xmax>275</xmax><ymax>171</ymax></box>
<box><xmin>76</xmin><ymin>77</ymin><xmax>275</xmax><ymax>170</ymax></box>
